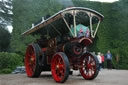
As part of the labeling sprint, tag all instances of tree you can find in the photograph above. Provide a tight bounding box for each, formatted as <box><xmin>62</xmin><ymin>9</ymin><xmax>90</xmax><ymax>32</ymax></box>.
<box><xmin>0</xmin><ymin>28</ymin><xmax>11</xmax><ymax>51</ymax></box>
<box><xmin>0</xmin><ymin>0</ymin><xmax>12</xmax><ymax>52</ymax></box>
<box><xmin>0</xmin><ymin>0</ymin><xmax>12</xmax><ymax>28</ymax></box>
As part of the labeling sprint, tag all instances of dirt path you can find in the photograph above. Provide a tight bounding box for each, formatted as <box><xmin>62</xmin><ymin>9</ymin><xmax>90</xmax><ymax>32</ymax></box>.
<box><xmin>0</xmin><ymin>69</ymin><xmax>128</xmax><ymax>85</ymax></box>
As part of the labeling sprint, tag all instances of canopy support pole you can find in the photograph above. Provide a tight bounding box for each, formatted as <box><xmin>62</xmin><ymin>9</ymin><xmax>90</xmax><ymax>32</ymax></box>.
<box><xmin>62</xmin><ymin>15</ymin><xmax>75</xmax><ymax>37</ymax></box>
<box><xmin>89</xmin><ymin>14</ymin><xmax>93</xmax><ymax>38</ymax></box>
<box><xmin>93</xmin><ymin>20</ymin><xmax>101</xmax><ymax>38</ymax></box>
<box><xmin>73</xmin><ymin>11</ymin><xmax>77</xmax><ymax>37</ymax></box>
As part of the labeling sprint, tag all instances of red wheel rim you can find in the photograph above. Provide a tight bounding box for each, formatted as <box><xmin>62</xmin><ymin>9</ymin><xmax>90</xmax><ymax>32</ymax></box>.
<box><xmin>51</xmin><ymin>54</ymin><xmax>65</xmax><ymax>82</ymax></box>
<box><xmin>80</xmin><ymin>54</ymin><xmax>96</xmax><ymax>79</ymax></box>
<box><xmin>25</xmin><ymin>45</ymin><xmax>36</xmax><ymax>77</ymax></box>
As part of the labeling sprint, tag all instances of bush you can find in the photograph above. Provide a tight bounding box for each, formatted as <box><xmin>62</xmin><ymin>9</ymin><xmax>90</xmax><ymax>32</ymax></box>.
<box><xmin>0</xmin><ymin>68</ymin><xmax>12</xmax><ymax>74</ymax></box>
<box><xmin>0</xmin><ymin>52</ymin><xmax>23</xmax><ymax>74</ymax></box>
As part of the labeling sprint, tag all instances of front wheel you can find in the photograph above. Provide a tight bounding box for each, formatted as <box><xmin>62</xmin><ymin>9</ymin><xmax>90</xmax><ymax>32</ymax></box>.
<box><xmin>51</xmin><ymin>52</ymin><xmax>69</xmax><ymax>83</ymax></box>
<box><xmin>80</xmin><ymin>53</ymin><xmax>99</xmax><ymax>80</ymax></box>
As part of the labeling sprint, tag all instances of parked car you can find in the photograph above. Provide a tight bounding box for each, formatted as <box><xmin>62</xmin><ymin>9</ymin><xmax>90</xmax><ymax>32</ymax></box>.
<box><xmin>12</xmin><ymin>66</ymin><xmax>26</xmax><ymax>74</ymax></box>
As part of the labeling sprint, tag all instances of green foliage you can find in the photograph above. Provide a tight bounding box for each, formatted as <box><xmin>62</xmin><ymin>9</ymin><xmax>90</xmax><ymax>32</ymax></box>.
<box><xmin>0</xmin><ymin>68</ymin><xmax>12</xmax><ymax>74</ymax></box>
<box><xmin>0</xmin><ymin>52</ymin><xmax>23</xmax><ymax>74</ymax></box>
<box><xmin>0</xmin><ymin>28</ymin><xmax>11</xmax><ymax>52</ymax></box>
<box><xmin>0</xmin><ymin>0</ymin><xmax>12</xmax><ymax>27</ymax></box>
<box><xmin>0</xmin><ymin>0</ymin><xmax>12</xmax><ymax>52</ymax></box>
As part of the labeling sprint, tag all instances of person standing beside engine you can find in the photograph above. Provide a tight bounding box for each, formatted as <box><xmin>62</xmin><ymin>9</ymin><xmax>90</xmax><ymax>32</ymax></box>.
<box><xmin>105</xmin><ymin>50</ymin><xmax>112</xmax><ymax>69</ymax></box>
<box><xmin>101</xmin><ymin>53</ymin><xmax>104</xmax><ymax>69</ymax></box>
<box><xmin>97</xmin><ymin>52</ymin><xmax>102</xmax><ymax>71</ymax></box>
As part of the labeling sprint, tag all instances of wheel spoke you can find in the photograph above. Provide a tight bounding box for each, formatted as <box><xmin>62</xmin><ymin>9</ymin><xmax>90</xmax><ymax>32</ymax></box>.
<box><xmin>92</xmin><ymin>68</ymin><xmax>96</xmax><ymax>71</ymax></box>
<box><xmin>56</xmin><ymin>70</ymin><xmax>60</xmax><ymax>77</ymax></box>
<box><xmin>59</xmin><ymin>64</ymin><xmax>64</xmax><ymax>69</ymax></box>
<box><xmin>55</xmin><ymin>65</ymin><xmax>64</xmax><ymax>78</ymax></box>
<box><xmin>28</xmin><ymin>63</ymin><xmax>32</xmax><ymax>67</ymax></box>
<box><xmin>31</xmin><ymin>67</ymin><xmax>34</xmax><ymax>74</ymax></box>
<box><xmin>58</xmin><ymin>57</ymin><xmax>62</xmax><ymax>64</ymax></box>
<box><xmin>86</xmin><ymin>71</ymin><xmax>89</xmax><ymax>76</ymax></box>
<box><xmin>27</xmin><ymin>53</ymin><xmax>31</xmax><ymax>57</ymax></box>
<box><xmin>55</xmin><ymin>59</ymin><xmax>58</xmax><ymax>65</ymax></box>
<box><xmin>91</xmin><ymin>64</ymin><xmax>96</xmax><ymax>67</ymax></box>
<box><xmin>89</xmin><ymin>59</ymin><xmax>93</xmax><ymax>64</ymax></box>
<box><xmin>90</xmin><ymin>68</ymin><xmax>93</xmax><ymax>76</ymax></box>
<box><xmin>60</xmin><ymin>70</ymin><xmax>64</xmax><ymax>76</ymax></box>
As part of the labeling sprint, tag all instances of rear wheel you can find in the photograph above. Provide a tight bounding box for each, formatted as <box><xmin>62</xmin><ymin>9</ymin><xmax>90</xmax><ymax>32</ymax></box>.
<box><xmin>25</xmin><ymin>44</ymin><xmax>42</xmax><ymax>77</ymax></box>
<box><xmin>80</xmin><ymin>53</ymin><xmax>99</xmax><ymax>80</ymax></box>
<box><xmin>51</xmin><ymin>52</ymin><xmax>69</xmax><ymax>83</ymax></box>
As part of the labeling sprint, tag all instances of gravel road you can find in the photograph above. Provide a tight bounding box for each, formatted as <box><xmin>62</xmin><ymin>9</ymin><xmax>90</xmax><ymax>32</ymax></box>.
<box><xmin>0</xmin><ymin>69</ymin><xmax>128</xmax><ymax>85</ymax></box>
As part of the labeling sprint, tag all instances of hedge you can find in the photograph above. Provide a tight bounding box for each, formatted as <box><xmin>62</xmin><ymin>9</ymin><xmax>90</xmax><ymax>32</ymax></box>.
<box><xmin>0</xmin><ymin>52</ymin><xmax>23</xmax><ymax>74</ymax></box>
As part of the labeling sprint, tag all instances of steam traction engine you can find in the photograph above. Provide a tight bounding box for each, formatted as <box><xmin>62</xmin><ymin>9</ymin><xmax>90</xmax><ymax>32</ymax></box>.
<box><xmin>22</xmin><ymin>7</ymin><xmax>104</xmax><ymax>83</ymax></box>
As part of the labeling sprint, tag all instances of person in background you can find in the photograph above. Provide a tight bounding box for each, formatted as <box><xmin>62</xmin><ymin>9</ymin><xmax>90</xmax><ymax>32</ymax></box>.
<box><xmin>101</xmin><ymin>53</ymin><xmax>104</xmax><ymax>69</ymax></box>
<box><xmin>116</xmin><ymin>54</ymin><xmax>119</xmax><ymax>69</ymax></box>
<box><xmin>116</xmin><ymin>54</ymin><xmax>119</xmax><ymax>63</ymax></box>
<box><xmin>92</xmin><ymin>51</ymin><xmax>96</xmax><ymax>56</ymax></box>
<box><xmin>105</xmin><ymin>50</ymin><xmax>112</xmax><ymax>69</ymax></box>
<box><xmin>97</xmin><ymin>52</ymin><xmax>102</xmax><ymax>71</ymax></box>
